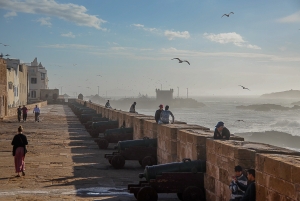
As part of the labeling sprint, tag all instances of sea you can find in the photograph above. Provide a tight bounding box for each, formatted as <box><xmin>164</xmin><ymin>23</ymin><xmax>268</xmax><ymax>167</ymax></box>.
<box><xmin>136</xmin><ymin>96</ymin><xmax>300</xmax><ymax>151</ymax></box>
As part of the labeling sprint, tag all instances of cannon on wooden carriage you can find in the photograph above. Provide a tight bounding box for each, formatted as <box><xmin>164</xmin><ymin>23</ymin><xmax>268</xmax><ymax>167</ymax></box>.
<box><xmin>104</xmin><ymin>137</ymin><xmax>157</xmax><ymax>168</ymax></box>
<box><xmin>83</xmin><ymin>117</ymin><xmax>109</xmax><ymax>129</ymax></box>
<box><xmin>94</xmin><ymin>127</ymin><xmax>134</xmax><ymax>149</ymax></box>
<box><xmin>94</xmin><ymin>127</ymin><xmax>133</xmax><ymax>149</ymax></box>
<box><xmin>128</xmin><ymin>159</ymin><xmax>206</xmax><ymax>201</ymax></box>
<box><xmin>79</xmin><ymin>113</ymin><xmax>103</xmax><ymax>123</ymax></box>
<box><xmin>88</xmin><ymin>121</ymin><xmax>119</xmax><ymax>138</ymax></box>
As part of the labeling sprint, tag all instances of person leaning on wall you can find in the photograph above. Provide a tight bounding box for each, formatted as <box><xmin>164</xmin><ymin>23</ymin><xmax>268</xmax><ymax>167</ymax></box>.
<box><xmin>214</xmin><ymin>121</ymin><xmax>230</xmax><ymax>140</ymax></box>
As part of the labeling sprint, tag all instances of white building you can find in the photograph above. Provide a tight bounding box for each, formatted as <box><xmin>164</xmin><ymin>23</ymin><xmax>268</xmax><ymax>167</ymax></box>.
<box><xmin>27</xmin><ymin>58</ymin><xmax>48</xmax><ymax>103</ymax></box>
<box><xmin>6</xmin><ymin>59</ymin><xmax>20</xmax><ymax>107</ymax></box>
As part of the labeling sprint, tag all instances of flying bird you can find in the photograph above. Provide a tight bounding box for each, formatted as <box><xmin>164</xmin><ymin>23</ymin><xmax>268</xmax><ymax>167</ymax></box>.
<box><xmin>5</xmin><ymin>54</ymin><xmax>10</xmax><ymax>57</ymax></box>
<box><xmin>96</xmin><ymin>75</ymin><xmax>102</xmax><ymax>77</ymax></box>
<box><xmin>222</xmin><ymin>12</ymin><xmax>234</xmax><ymax>18</ymax></box>
<box><xmin>172</xmin><ymin>58</ymin><xmax>190</xmax><ymax>65</ymax></box>
<box><xmin>235</xmin><ymin>120</ymin><xmax>245</xmax><ymax>122</ymax></box>
<box><xmin>239</xmin><ymin>85</ymin><xmax>250</xmax><ymax>90</ymax></box>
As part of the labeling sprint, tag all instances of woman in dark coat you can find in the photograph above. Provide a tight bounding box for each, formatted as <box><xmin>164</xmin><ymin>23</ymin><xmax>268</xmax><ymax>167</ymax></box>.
<box><xmin>11</xmin><ymin>126</ymin><xmax>28</xmax><ymax>177</ymax></box>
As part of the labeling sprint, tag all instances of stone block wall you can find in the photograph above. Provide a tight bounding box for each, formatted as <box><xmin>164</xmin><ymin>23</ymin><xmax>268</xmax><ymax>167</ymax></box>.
<box><xmin>157</xmin><ymin>124</ymin><xmax>210</xmax><ymax>164</ymax></box>
<box><xmin>133</xmin><ymin>116</ymin><xmax>154</xmax><ymax>140</ymax></box>
<box><xmin>256</xmin><ymin>154</ymin><xmax>300</xmax><ymax>201</ymax></box>
<box><xmin>205</xmin><ymin>140</ymin><xmax>300</xmax><ymax>201</ymax></box>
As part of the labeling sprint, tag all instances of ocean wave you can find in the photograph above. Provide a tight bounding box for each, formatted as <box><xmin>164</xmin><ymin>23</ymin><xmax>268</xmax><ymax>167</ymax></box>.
<box><xmin>272</xmin><ymin>120</ymin><xmax>300</xmax><ymax>127</ymax></box>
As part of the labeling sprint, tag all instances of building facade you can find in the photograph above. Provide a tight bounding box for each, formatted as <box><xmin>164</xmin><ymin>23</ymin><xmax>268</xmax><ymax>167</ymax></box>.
<box><xmin>0</xmin><ymin>59</ymin><xmax>8</xmax><ymax>118</ymax></box>
<box><xmin>27</xmin><ymin>58</ymin><xmax>48</xmax><ymax>103</ymax></box>
<box><xmin>5</xmin><ymin>59</ymin><xmax>28</xmax><ymax>107</ymax></box>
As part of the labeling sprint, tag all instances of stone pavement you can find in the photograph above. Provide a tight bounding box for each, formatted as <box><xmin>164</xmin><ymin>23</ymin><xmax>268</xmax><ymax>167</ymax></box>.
<box><xmin>0</xmin><ymin>105</ymin><xmax>178</xmax><ymax>201</ymax></box>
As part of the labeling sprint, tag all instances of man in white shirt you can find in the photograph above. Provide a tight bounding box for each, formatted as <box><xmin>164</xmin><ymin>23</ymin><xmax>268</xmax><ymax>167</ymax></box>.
<box><xmin>33</xmin><ymin>105</ymin><xmax>40</xmax><ymax>122</ymax></box>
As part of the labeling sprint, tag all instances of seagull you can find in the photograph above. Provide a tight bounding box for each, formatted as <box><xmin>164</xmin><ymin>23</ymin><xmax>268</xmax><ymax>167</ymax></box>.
<box><xmin>239</xmin><ymin>85</ymin><xmax>250</xmax><ymax>90</ymax></box>
<box><xmin>172</xmin><ymin>58</ymin><xmax>190</xmax><ymax>65</ymax></box>
<box><xmin>0</xmin><ymin>43</ymin><xmax>9</xmax><ymax>46</ymax></box>
<box><xmin>222</xmin><ymin>12</ymin><xmax>234</xmax><ymax>18</ymax></box>
<box><xmin>236</xmin><ymin>120</ymin><xmax>245</xmax><ymax>122</ymax></box>
<box><xmin>5</xmin><ymin>54</ymin><xmax>10</xmax><ymax>57</ymax></box>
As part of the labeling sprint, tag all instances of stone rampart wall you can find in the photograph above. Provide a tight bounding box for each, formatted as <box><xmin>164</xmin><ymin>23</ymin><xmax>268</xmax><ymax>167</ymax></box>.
<box><xmin>75</xmin><ymin>99</ymin><xmax>300</xmax><ymax>201</ymax></box>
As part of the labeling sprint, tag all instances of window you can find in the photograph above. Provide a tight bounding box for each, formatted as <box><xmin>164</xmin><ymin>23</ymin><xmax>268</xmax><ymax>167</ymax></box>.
<box><xmin>31</xmin><ymin>78</ymin><xmax>37</xmax><ymax>84</ymax></box>
<box><xmin>31</xmin><ymin>91</ymin><xmax>36</xmax><ymax>98</ymax></box>
<box><xmin>8</xmin><ymin>82</ymin><xmax>13</xmax><ymax>89</ymax></box>
<box><xmin>41</xmin><ymin>73</ymin><xmax>45</xmax><ymax>80</ymax></box>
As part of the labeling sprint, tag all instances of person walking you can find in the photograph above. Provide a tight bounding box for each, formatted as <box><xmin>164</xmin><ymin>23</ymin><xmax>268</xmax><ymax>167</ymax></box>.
<box><xmin>21</xmin><ymin>105</ymin><xmax>28</xmax><ymax>122</ymax></box>
<box><xmin>33</xmin><ymin>105</ymin><xmax>40</xmax><ymax>122</ymax></box>
<box><xmin>159</xmin><ymin>105</ymin><xmax>175</xmax><ymax>124</ymax></box>
<box><xmin>11</xmin><ymin>126</ymin><xmax>28</xmax><ymax>177</ymax></box>
<box><xmin>17</xmin><ymin>106</ymin><xmax>22</xmax><ymax>122</ymax></box>
<box><xmin>155</xmin><ymin>104</ymin><xmax>164</xmax><ymax>123</ymax></box>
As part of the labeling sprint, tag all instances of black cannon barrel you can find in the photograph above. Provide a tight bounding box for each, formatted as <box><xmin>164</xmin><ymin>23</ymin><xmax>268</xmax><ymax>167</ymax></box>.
<box><xmin>139</xmin><ymin>159</ymin><xmax>206</xmax><ymax>181</ymax></box>
<box><xmin>92</xmin><ymin>121</ymin><xmax>118</xmax><ymax>129</ymax></box>
<box><xmin>104</xmin><ymin>127</ymin><xmax>133</xmax><ymax>137</ymax></box>
<box><xmin>115</xmin><ymin>137</ymin><xmax>156</xmax><ymax>151</ymax></box>
<box><xmin>92</xmin><ymin>117</ymin><xmax>108</xmax><ymax>122</ymax></box>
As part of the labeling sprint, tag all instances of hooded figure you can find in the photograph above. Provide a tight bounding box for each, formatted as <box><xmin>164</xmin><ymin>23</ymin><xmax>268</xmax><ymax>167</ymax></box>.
<box><xmin>214</xmin><ymin>121</ymin><xmax>230</xmax><ymax>140</ymax></box>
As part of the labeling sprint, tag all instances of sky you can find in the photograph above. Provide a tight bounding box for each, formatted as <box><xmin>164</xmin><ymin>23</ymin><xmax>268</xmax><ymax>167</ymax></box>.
<box><xmin>0</xmin><ymin>0</ymin><xmax>300</xmax><ymax>97</ymax></box>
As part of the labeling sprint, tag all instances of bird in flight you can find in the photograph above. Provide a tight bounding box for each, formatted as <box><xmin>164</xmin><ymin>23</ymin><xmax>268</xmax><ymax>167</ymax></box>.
<box><xmin>0</xmin><ymin>43</ymin><xmax>9</xmax><ymax>47</ymax></box>
<box><xmin>236</xmin><ymin>120</ymin><xmax>245</xmax><ymax>122</ymax></box>
<box><xmin>172</xmin><ymin>58</ymin><xmax>190</xmax><ymax>65</ymax></box>
<box><xmin>5</xmin><ymin>54</ymin><xmax>10</xmax><ymax>57</ymax></box>
<box><xmin>222</xmin><ymin>12</ymin><xmax>234</xmax><ymax>18</ymax></box>
<box><xmin>239</xmin><ymin>85</ymin><xmax>250</xmax><ymax>90</ymax></box>
<box><xmin>96</xmin><ymin>75</ymin><xmax>102</xmax><ymax>77</ymax></box>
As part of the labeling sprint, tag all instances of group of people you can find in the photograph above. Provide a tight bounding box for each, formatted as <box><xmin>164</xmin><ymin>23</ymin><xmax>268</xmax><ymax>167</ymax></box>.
<box><xmin>230</xmin><ymin>166</ymin><xmax>256</xmax><ymax>201</ymax></box>
<box><xmin>16</xmin><ymin>105</ymin><xmax>41</xmax><ymax>122</ymax></box>
<box><xmin>155</xmin><ymin>104</ymin><xmax>175</xmax><ymax>124</ymax></box>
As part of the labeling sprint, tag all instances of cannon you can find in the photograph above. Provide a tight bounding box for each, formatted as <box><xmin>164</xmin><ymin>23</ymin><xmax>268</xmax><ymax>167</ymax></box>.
<box><xmin>89</xmin><ymin>121</ymin><xmax>119</xmax><ymax>138</ymax></box>
<box><xmin>128</xmin><ymin>159</ymin><xmax>206</xmax><ymax>201</ymax></box>
<box><xmin>94</xmin><ymin>127</ymin><xmax>134</xmax><ymax>149</ymax></box>
<box><xmin>79</xmin><ymin>113</ymin><xmax>103</xmax><ymax>123</ymax></box>
<box><xmin>104</xmin><ymin>137</ymin><xmax>157</xmax><ymax>169</ymax></box>
<box><xmin>83</xmin><ymin>117</ymin><xmax>109</xmax><ymax>129</ymax></box>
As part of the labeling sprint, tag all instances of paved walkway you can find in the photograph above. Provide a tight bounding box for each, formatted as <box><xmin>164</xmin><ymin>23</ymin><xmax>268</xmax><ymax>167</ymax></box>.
<box><xmin>0</xmin><ymin>105</ymin><xmax>177</xmax><ymax>201</ymax></box>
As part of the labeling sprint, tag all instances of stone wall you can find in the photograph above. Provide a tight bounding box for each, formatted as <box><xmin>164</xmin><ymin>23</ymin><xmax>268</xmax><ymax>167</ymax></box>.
<box><xmin>76</xmin><ymin>99</ymin><xmax>300</xmax><ymax>200</ymax></box>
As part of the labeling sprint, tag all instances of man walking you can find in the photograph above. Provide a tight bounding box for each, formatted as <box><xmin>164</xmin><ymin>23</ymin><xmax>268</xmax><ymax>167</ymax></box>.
<box><xmin>21</xmin><ymin>105</ymin><xmax>28</xmax><ymax>122</ymax></box>
<box><xmin>17</xmin><ymin>106</ymin><xmax>22</xmax><ymax>122</ymax></box>
<box><xmin>33</xmin><ymin>105</ymin><xmax>40</xmax><ymax>122</ymax></box>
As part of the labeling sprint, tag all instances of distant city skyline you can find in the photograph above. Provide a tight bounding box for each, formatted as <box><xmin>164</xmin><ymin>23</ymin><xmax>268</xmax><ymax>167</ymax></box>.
<box><xmin>0</xmin><ymin>0</ymin><xmax>300</xmax><ymax>97</ymax></box>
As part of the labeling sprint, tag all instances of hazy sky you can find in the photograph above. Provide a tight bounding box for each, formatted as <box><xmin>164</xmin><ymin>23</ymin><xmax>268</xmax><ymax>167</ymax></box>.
<box><xmin>0</xmin><ymin>0</ymin><xmax>300</xmax><ymax>97</ymax></box>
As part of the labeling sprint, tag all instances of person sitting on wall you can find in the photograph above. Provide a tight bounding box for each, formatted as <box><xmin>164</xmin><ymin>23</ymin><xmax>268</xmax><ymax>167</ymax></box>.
<box><xmin>214</xmin><ymin>121</ymin><xmax>230</xmax><ymax>140</ymax></box>
<box><xmin>129</xmin><ymin>102</ymin><xmax>137</xmax><ymax>113</ymax></box>
<box><xmin>105</xmin><ymin>100</ymin><xmax>112</xmax><ymax>108</ymax></box>
<box><xmin>229</xmin><ymin>165</ymin><xmax>247</xmax><ymax>201</ymax></box>
<box><xmin>237</xmin><ymin>169</ymin><xmax>256</xmax><ymax>201</ymax></box>
<box><xmin>159</xmin><ymin>105</ymin><xmax>174</xmax><ymax>124</ymax></box>
<box><xmin>155</xmin><ymin>104</ymin><xmax>164</xmax><ymax>123</ymax></box>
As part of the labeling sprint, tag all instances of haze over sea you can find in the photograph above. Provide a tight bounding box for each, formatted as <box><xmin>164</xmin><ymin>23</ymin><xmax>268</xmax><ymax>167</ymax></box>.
<box><xmin>136</xmin><ymin>96</ymin><xmax>300</xmax><ymax>150</ymax></box>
